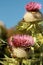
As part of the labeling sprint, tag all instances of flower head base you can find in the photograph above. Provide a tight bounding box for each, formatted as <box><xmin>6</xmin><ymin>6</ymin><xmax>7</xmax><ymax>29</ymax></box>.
<box><xmin>25</xmin><ymin>2</ymin><xmax>41</xmax><ymax>11</ymax></box>
<box><xmin>8</xmin><ymin>34</ymin><xmax>34</xmax><ymax>47</ymax></box>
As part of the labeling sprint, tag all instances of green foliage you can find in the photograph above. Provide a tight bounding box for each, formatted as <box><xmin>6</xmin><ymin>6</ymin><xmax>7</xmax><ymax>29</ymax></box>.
<box><xmin>0</xmin><ymin>26</ymin><xmax>7</xmax><ymax>40</ymax></box>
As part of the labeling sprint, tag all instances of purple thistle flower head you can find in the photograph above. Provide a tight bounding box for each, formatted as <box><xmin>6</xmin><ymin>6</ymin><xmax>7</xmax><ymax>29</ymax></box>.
<box><xmin>8</xmin><ymin>34</ymin><xmax>35</xmax><ymax>47</ymax></box>
<box><xmin>25</xmin><ymin>2</ymin><xmax>42</xmax><ymax>11</ymax></box>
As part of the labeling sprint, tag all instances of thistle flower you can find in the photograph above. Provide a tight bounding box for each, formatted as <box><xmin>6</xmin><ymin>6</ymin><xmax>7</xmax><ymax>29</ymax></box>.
<box><xmin>25</xmin><ymin>2</ymin><xmax>41</xmax><ymax>11</ymax></box>
<box><xmin>8</xmin><ymin>34</ymin><xmax>34</xmax><ymax>47</ymax></box>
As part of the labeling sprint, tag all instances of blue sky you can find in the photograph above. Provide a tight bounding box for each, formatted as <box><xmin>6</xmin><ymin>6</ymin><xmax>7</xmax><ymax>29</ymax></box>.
<box><xmin>0</xmin><ymin>0</ymin><xmax>43</xmax><ymax>28</ymax></box>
